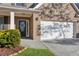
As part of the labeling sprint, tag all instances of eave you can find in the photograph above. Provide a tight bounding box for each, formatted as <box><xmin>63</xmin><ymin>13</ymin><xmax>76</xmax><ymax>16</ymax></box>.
<box><xmin>0</xmin><ymin>5</ymin><xmax>42</xmax><ymax>13</ymax></box>
<box><xmin>71</xmin><ymin>3</ymin><xmax>79</xmax><ymax>17</ymax></box>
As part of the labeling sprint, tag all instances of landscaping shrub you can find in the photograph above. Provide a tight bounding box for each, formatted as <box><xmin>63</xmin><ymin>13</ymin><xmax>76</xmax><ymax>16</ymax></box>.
<box><xmin>0</xmin><ymin>29</ymin><xmax>21</xmax><ymax>48</ymax></box>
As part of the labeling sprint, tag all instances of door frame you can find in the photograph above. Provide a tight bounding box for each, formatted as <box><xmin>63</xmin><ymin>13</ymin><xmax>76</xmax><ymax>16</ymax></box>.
<box><xmin>19</xmin><ymin>19</ymin><xmax>29</xmax><ymax>37</ymax></box>
<box><xmin>26</xmin><ymin>20</ymin><xmax>29</xmax><ymax>37</ymax></box>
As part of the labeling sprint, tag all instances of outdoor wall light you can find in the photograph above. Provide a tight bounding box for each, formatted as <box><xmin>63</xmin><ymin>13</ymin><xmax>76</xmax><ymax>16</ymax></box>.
<box><xmin>36</xmin><ymin>17</ymin><xmax>38</xmax><ymax>21</ymax></box>
<box><xmin>77</xmin><ymin>20</ymin><xmax>79</xmax><ymax>23</ymax></box>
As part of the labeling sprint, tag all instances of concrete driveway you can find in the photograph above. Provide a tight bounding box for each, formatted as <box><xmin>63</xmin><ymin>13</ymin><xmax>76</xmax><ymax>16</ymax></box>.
<box><xmin>21</xmin><ymin>39</ymin><xmax>79</xmax><ymax>56</ymax></box>
<box><xmin>42</xmin><ymin>39</ymin><xmax>79</xmax><ymax>56</ymax></box>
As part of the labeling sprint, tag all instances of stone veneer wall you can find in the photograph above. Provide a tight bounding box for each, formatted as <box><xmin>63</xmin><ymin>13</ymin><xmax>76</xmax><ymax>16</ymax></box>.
<box><xmin>33</xmin><ymin>3</ymin><xmax>79</xmax><ymax>40</ymax></box>
<box><xmin>38</xmin><ymin>3</ymin><xmax>75</xmax><ymax>21</ymax></box>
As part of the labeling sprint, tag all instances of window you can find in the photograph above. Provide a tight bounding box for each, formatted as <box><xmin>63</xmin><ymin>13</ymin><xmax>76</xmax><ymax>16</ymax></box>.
<box><xmin>29</xmin><ymin>3</ymin><xmax>38</xmax><ymax>8</ymax></box>
<box><xmin>16</xmin><ymin>3</ymin><xmax>25</xmax><ymax>7</ymax></box>
<box><xmin>0</xmin><ymin>16</ymin><xmax>4</xmax><ymax>24</ymax></box>
<box><xmin>75</xmin><ymin>3</ymin><xmax>79</xmax><ymax>9</ymax></box>
<box><xmin>11</xmin><ymin>3</ymin><xmax>25</xmax><ymax>7</ymax></box>
<box><xmin>4</xmin><ymin>16</ymin><xmax>9</xmax><ymax>24</ymax></box>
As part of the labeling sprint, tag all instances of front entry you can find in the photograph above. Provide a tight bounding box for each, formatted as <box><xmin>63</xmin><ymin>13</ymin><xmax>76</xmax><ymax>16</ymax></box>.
<box><xmin>19</xmin><ymin>20</ymin><xmax>26</xmax><ymax>37</ymax></box>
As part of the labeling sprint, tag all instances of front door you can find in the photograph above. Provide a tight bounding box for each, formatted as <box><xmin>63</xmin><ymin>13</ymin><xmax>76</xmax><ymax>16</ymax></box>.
<box><xmin>19</xmin><ymin>20</ymin><xmax>26</xmax><ymax>37</ymax></box>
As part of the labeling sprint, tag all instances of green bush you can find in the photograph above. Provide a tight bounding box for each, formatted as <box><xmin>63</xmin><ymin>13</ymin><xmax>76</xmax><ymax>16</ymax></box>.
<box><xmin>0</xmin><ymin>29</ymin><xmax>21</xmax><ymax>48</ymax></box>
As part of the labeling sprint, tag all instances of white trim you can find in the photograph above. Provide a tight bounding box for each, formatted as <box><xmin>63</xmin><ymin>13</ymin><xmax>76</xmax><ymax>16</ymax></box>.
<box><xmin>19</xmin><ymin>19</ymin><xmax>29</xmax><ymax>37</ymax></box>
<box><xmin>10</xmin><ymin>11</ymin><xmax>15</xmax><ymax>29</ymax></box>
<box><xmin>0</xmin><ymin>5</ymin><xmax>42</xmax><ymax>13</ymax></box>
<box><xmin>73</xmin><ymin>3</ymin><xmax>79</xmax><ymax>12</ymax></box>
<box><xmin>33</xmin><ymin>3</ymin><xmax>43</xmax><ymax>9</ymax></box>
<box><xmin>26</xmin><ymin>20</ymin><xmax>29</xmax><ymax>37</ymax></box>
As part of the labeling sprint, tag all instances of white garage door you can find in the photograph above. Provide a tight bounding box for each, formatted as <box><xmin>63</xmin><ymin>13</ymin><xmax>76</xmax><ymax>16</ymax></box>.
<box><xmin>40</xmin><ymin>21</ymin><xmax>73</xmax><ymax>40</ymax></box>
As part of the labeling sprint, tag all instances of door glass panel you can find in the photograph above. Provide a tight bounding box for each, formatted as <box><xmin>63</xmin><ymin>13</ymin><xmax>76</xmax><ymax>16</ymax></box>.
<box><xmin>19</xmin><ymin>21</ymin><xmax>26</xmax><ymax>37</ymax></box>
<box><xmin>19</xmin><ymin>20</ymin><xmax>29</xmax><ymax>37</ymax></box>
<box><xmin>20</xmin><ymin>21</ymin><xmax>25</xmax><ymax>32</ymax></box>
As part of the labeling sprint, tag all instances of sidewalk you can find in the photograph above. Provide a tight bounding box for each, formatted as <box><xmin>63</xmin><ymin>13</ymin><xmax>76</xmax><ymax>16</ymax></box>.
<box><xmin>21</xmin><ymin>39</ymin><xmax>47</xmax><ymax>49</ymax></box>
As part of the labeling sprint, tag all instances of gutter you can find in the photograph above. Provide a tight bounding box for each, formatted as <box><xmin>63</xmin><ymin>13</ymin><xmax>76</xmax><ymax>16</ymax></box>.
<box><xmin>0</xmin><ymin>5</ymin><xmax>42</xmax><ymax>13</ymax></box>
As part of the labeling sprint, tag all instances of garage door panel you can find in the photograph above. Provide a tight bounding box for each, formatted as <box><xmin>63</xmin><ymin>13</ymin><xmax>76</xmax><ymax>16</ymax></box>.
<box><xmin>41</xmin><ymin>21</ymin><xmax>73</xmax><ymax>40</ymax></box>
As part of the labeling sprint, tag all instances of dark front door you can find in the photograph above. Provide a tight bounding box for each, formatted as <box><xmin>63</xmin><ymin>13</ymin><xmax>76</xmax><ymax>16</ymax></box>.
<box><xmin>19</xmin><ymin>20</ymin><xmax>26</xmax><ymax>37</ymax></box>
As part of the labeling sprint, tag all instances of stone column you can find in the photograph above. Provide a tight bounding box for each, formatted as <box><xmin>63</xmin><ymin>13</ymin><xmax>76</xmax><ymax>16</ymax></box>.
<box><xmin>33</xmin><ymin>13</ymin><xmax>40</xmax><ymax>40</ymax></box>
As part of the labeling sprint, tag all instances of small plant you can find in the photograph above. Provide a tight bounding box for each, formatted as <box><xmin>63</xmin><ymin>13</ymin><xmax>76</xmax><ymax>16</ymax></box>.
<box><xmin>0</xmin><ymin>29</ymin><xmax>21</xmax><ymax>48</ymax></box>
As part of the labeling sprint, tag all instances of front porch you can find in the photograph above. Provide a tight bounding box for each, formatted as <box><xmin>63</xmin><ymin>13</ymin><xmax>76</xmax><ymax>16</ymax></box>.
<box><xmin>0</xmin><ymin>16</ymin><xmax>33</xmax><ymax>39</ymax></box>
<box><xmin>0</xmin><ymin>6</ymin><xmax>41</xmax><ymax>39</ymax></box>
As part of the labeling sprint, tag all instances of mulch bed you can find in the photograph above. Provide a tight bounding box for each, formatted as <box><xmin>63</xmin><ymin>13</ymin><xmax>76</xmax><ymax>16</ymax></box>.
<box><xmin>0</xmin><ymin>46</ymin><xmax>24</xmax><ymax>56</ymax></box>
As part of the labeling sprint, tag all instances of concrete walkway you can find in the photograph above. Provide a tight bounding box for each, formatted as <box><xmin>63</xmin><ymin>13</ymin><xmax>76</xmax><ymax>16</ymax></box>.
<box><xmin>21</xmin><ymin>39</ymin><xmax>47</xmax><ymax>49</ymax></box>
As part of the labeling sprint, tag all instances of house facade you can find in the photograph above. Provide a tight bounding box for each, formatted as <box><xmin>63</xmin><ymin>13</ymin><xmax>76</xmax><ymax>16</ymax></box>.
<box><xmin>0</xmin><ymin>3</ymin><xmax>79</xmax><ymax>40</ymax></box>
<box><xmin>0</xmin><ymin>3</ymin><xmax>41</xmax><ymax>40</ymax></box>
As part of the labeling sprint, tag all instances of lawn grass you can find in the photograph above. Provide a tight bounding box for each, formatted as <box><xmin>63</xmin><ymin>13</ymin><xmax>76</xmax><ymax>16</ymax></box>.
<box><xmin>16</xmin><ymin>48</ymin><xmax>55</xmax><ymax>56</ymax></box>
